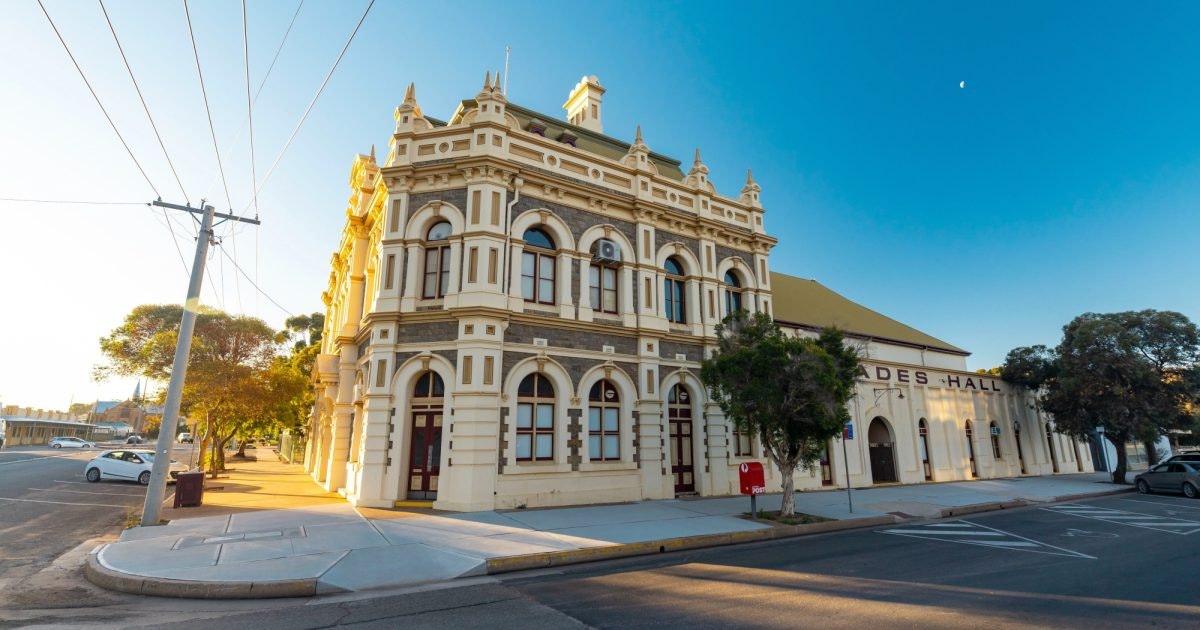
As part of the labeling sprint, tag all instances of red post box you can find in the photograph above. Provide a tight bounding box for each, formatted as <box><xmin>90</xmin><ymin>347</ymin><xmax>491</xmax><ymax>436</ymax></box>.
<box><xmin>739</xmin><ymin>462</ymin><xmax>766</xmax><ymax>495</ymax></box>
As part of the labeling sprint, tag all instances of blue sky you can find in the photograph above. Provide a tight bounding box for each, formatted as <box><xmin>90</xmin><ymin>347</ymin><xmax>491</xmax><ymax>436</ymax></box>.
<box><xmin>1</xmin><ymin>0</ymin><xmax>1197</xmax><ymax>410</ymax></box>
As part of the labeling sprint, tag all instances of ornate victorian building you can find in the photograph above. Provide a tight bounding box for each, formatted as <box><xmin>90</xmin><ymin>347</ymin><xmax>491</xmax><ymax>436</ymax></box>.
<box><xmin>306</xmin><ymin>75</ymin><xmax>1092</xmax><ymax>511</ymax></box>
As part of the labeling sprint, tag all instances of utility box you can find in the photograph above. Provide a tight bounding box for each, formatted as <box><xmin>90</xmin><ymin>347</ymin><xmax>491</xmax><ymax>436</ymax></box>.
<box><xmin>173</xmin><ymin>472</ymin><xmax>205</xmax><ymax>508</ymax></box>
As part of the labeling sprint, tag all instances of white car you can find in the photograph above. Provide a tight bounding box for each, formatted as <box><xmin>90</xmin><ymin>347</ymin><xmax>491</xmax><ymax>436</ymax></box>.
<box><xmin>84</xmin><ymin>449</ymin><xmax>189</xmax><ymax>485</ymax></box>
<box><xmin>50</xmin><ymin>436</ymin><xmax>95</xmax><ymax>449</ymax></box>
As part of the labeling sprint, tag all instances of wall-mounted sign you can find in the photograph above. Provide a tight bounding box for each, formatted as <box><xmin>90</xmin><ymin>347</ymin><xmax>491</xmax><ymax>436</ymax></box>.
<box><xmin>858</xmin><ymin>364</ymin><xmax>1003</xmax><ymax>392</ymax></box>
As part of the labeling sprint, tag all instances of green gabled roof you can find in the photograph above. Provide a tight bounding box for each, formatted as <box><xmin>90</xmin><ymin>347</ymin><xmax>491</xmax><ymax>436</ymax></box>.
<box><xmin>456</xmin><ymin>100</ymin><xmax>686</xmax><ymax>181</ymax></box>
<box><xmin>770</xmin><ymin>272</ymin><xmax>968</xmax><ymax>355</ymax></box>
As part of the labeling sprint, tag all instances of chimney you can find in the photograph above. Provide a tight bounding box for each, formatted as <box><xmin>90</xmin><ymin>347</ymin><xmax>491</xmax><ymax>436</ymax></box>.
<box><xmin>563</xmin><ymin>75</ymin><xmax>606</xmax><ymax>134</ymax></box>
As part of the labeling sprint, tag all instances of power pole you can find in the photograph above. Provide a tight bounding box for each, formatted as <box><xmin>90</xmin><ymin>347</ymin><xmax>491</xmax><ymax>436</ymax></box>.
<box><xmin>141</xmin><ymin>199</ymin><xmax>259</xmax><ymax>527</ymax></box>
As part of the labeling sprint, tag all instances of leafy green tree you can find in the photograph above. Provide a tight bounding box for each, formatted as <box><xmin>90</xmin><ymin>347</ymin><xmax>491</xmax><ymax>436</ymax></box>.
<box><xmin>701</xmin><ymin>312</ymin><xmax>861</xmax><ymax>517</ymax></box>
<box><xmin>1004</xmin><ymin>311</ymin><xmax>1200</xmax><ymax>484</ymax></box>
<box><xmin>95</xmin><ymin>304</ymin><xmax>283</xmax><ymax>474</ymax></box>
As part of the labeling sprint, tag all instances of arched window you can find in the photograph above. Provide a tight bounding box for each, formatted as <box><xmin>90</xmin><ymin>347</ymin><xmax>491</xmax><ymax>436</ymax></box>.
<box><xmin>589</xmin><ymin>242</ymin><xmax>619</xmax><ymax>314</ymax></box>
<box><xmin>588</xmin><ymin>379</ymin><xmax>620</xmax><ymax>461</ymax></box>
<box><xmin>964</xmin><ymin>420</ymin><xmax>978</xmax><ymax>477</ymax></box>
<box><xmin>521</xmin><ymin>228</ymin><xmax>556</xmax><ymax>305</ymax></box>
<box><xmin>422</xmin><ymin>221</ymin><xmax>452</xmax><ymax>299</ymax></box>
<box><xmin>663</xmin><ymin>257</ymin><xmax>687</xmax><ymax>323</ymax></box>
<box><xmin>413</xmin><ymin>371</ymin><xmax>445</xmax><ymax>399</ymax></box>
<box><xmin>989</xmin><ymin>421</ymin><xmax>1002</xmax><ymax>459</ymax></box>
<box><xmin>516</xmin><ymin>373</ymin><xmax>554</xmax><ymax>461</ymax></box>
<box><xmin>723</xmin><ymin>270</ymin><xmax>744</xmax><ymax>316</ymax></box>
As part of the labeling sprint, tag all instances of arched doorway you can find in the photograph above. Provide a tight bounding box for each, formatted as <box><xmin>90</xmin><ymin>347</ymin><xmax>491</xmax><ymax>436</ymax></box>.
<box><xmin>868</xmin><ymin>417</ymin><xmax>897</xmax><ymax>484</ymax></box>
<box><xmin>1045</xmin><ymin>424</ymin><xmax>1059</xmax><ymax>473</ymax></box>
<box><xmin>668</xmin><ymin>384</ymin><xmax>695</xmax><ymax>494</ymax></box>
<box><xmin>407</xmin><ymin>371</ymin><xmax>444</xmax><ymax>500</ymax></box>
<box><xmin>965</xmin><ymin>420</ymin><xmax>978</xmax><ymax>478</ymax></box>
<box><xmin>1013</xmin><ymin>421</ymin><xmax>1027</xmax><ymax>474</ymax></box>
<box><xmin>918</xmin><ymin>419</ymin><xmax>932</xmax><ymax>481</ymax></box>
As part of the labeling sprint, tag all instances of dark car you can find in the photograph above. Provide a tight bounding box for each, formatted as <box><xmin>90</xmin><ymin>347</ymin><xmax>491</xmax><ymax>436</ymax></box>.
<box><xmin>125</xmin><ymin>435</ymin><xmax>144</xmax><ymax>445</ymax></box>
<box><xmin>1135</xmin><ymin>462</ymin><xmax>1200</xmax><ymax>498</ymax></box>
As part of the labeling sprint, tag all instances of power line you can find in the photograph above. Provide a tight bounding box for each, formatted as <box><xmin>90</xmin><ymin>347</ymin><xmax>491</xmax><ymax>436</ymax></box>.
<box><xmin>36</xmin><ymin>0</ymin><xmax>160</xmax><ymax>198</ymax></box>
<box><xmin>182</xmin><ymin>0</ymin><xmax>233</xmax><ymax>212</ymax></box>
<box><xmin>216</xmin><ymin>244</ymin><xmax>294</xmax><ymax>317</ymax></box>
<box><xmin>255</xmin><ymin>0</ymin><xmax>304</xmax><ymax>105</ymax></box>
<box><xmin>242</xmin><ymin>0</ymin><xmax>259</xmax><ymax>221</ymax></box>
<box><xmin>246</xmin><ymin>0</ymin><xmax>375</xmax><ymax>211</ymax></box>
<box><xmin>98</xmin><ymin>0</ymin><xmax>189</xmax><ymax>204</ymax></box>
<box><xmin>0</xmin><ymin>197</ymin><xmax>147</xmax><ymax>206</ymax></box>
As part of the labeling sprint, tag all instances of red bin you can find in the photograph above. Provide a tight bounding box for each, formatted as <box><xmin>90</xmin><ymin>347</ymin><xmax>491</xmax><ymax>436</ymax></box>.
<box><xmin>173</xmin><ymin>472</ymin><xmax>205</xmax><ymax>508</ymax></box>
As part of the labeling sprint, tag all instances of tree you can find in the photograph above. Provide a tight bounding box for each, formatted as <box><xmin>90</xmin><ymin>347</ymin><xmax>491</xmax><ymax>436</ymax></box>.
<box><xmin>1004</xmin><ymin>311</ymin><xmax>1200</xmax><ymax>484</ymax></box>
<box><xmin>95</xmin><ymin>304</ymin><xmax>283</xmax><ymax>475</ymax></box>
<box><xmin>701</xmin><ymin>312</ymin><xmax>861</xmax><ymax>517</ymax></box>
<box><xmin>68</xmin><ymin>402</ymin><xmax>93</xmax><ymax>419</ymax></box>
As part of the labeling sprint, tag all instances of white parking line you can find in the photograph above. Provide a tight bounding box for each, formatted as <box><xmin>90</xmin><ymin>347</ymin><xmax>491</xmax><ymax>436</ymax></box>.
<box><xmin>1121</xmin><ymin>498</ymin><xmax>1200</xmax><ymax>511</ymax></box>
<box><xmin>0</xmin><ymin>453</ymin><xmax>83</xmax><ymax>466</ymax></box>
<box><xmin>879</xmin><ymin>520</ymin><xmax>1095</xmax><ymax>559</ymax></box>
<box><xmin>1042</xmin><ymin>503</ymin><xmax>1200</xmax><ymax>535</ymax></box>
<box><xmin>28</xmin><ymin>487</ymin><xmax>144</xmax><ymax>497</ymax></box>
<box><xmin>0</xmin><ymin>496</ymin><xmax>128</xmax><ymax>508</ymax></box>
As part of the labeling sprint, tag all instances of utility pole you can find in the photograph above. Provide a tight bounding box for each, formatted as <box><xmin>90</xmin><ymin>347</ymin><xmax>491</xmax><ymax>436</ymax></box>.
<box><xmin>141</xmin><ymin>199</ymin><xmax>259</xmax><ymax>527</ymax></box>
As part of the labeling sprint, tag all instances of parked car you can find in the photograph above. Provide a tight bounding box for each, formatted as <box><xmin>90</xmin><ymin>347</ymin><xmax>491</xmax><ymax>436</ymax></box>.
<box><xmin>125</xmin><ymin>435</ymin><xmax>144</xmax><ymax>445</ymax></box>
<box><xmin>1135</xmin><ymin>462</ymin><xmax>1200</xmax><ymax>498</ymax></box>
<box><xmin>177</xmin><ymin>432</ymin><xmax>193</xmax><ymax>444</ymax></box>
<box><xmin>84</xmin><ymin>449</ymin><xmax>189</xmax><ymax>485</ymax></box>
<box><xmin>1161</xmin><ymin>451</ymin><xmax>1200</xmax><ymax>465</ymax></box>
<box><xmin>49</xmin><ymin>436</ymin><xmax>95</xmax><ymax>449</ymax></box>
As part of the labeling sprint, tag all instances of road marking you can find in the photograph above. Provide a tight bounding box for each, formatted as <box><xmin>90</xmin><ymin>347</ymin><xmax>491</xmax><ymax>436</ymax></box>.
<box><xmin>1120</xmin><ymin>498</ymin><xmax>1200</xmax><ymax>511</ymax></box>
<box><xmin>28</xmin><ymin>487</ymin><xmax>144</xmax><ymax>497</ymax></box>
<box><xmin>879</xmin><ymin>520</ymin><xmax>1095</xmax><ymax>559</ymax></box>
<box><xmin>1062</xmin><ymin>528</ymin><xmax>1119</xmax><ymax>539</ymax></box>
<box><xmin>0</xmin><ymin>453</ymin><xmax>83</xmax><ymax>467</ymax></box>
<box><xmin>1042</xmin><ymin>503</ymin><xmax>1200</xmax><ymax>535</ymax></box>
<box><xmin>0</xmin><ymin>496</ymin><xmax>129</xmax><ymax>508</ymax></box>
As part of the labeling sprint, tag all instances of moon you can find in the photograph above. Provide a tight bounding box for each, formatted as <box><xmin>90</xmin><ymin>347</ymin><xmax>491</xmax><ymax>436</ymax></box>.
<box><xmin>959</xmin><ymin>81</ymin><xmax>965</xmax><ymax>88</ymax></box>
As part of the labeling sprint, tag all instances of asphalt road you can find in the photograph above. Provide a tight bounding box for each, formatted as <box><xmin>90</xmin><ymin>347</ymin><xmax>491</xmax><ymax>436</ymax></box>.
<box><xmin>0</xmin><ymin>444</ymin><xmax>185</xmax><ymax>595</ymax></box>
<box><xmin>2</xmin><ymin>492</ymin><xmax>1198</xmax><ymax>629</ymax></box>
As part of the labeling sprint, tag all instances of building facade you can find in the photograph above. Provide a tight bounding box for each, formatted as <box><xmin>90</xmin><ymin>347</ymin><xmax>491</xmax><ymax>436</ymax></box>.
<box><xmin>305</xmin><ymin>75</ymin><xmax>1092</xmax><ymax>511</ymax></box>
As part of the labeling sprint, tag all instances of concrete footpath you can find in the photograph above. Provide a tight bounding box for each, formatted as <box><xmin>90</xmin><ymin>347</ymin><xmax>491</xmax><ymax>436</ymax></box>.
<box><xmin>85</xmin><ymin>447</ymin><xmax>1134</xmax><ymax>599</ymax></box>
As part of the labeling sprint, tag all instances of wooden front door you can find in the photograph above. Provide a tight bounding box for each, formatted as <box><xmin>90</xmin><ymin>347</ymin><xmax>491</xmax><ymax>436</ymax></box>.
<box><xmin>668</xmin><ymin>384</ymin><xmax>694</xmax><ymax>494</ymax></box>
<box><xmin>869</xmin><ymin>444</ymin><xmax>897</xmax><ymax>483</ymax></box>
<box><xmin>407</xmin><ymin>410</ymin><xmax>442</xmax><ymax>500</ymax></box>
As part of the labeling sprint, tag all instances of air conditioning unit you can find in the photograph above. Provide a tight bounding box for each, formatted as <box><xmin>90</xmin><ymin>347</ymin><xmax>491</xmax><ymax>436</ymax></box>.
<box><xmin>595</xmin><ymin>239</ymin><xmax>621</xmax><ymax>263</ymax></box>
<box><xmin>990</xmin><ymin>426</ymin><xmax>1001</xmax><ymax>436</ymax></box>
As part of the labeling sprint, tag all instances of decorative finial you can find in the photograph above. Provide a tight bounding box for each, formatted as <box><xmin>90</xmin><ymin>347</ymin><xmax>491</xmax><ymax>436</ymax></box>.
<box><xmin>635</xmin><ymin>125</ymin><xmax>643</xmax><ymax>143</ymax></box>
<box><xmin>403</xmin><ymin>82</ymin><xmax>415</xmax><ymax>104</ymax></box>
<box><xmin>493</xmin><ymin>71</ymin><xmax>501</xmax><ymax>91</ymax></box>
<box><xmin>746</xmin><ymin>168</ymin><xmax>756</xmax><ymax>185</ymax></box>
<box><xmin>483</xmin><ymin>70</ymin><xmax>492</xmax><ymax>90</ymax></box>
<box><xmin>694</xmin><ymin>148</ymin><xmax>703</xmax><ymax>165</ymax></box>
<box><xmin>370</xmin><ymin>144</ymin><xmax>376</xmax><ymax>161</ymax></box>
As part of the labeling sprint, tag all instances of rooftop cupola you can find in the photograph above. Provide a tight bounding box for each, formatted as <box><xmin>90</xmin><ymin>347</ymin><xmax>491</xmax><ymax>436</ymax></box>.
<box><xmin>563</xmin><ymin>75</ymin><xmax>606</xmax><ymax>133</ymax></box>
<box><xmin>740</xmin><ymin>169</ymin><xmax>763</xmax><ymax>208</ymax></box>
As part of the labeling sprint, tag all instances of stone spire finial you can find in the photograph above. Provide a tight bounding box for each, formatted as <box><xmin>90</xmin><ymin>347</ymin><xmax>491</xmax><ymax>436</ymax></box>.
<box><xmin>369</xmin><ymin>144</ymin><xmax>376</xmax><ymax>162</ymax></box>
<box><xmin>686</xmin><ymin>147</ymin><xmax>711</xmax><ymax>189</ymax></box>
<box><xmin>740</xmin><ymin>168</ymin><xmax>763</xmax><ymax>208</ymax></box>
<box><xmin>635</xmin><ymin>125</ymin><xmax>643</xmax><ymax>144</ymax></box>
<box><xmin>483</xmin><ymin>70</ymin><xmax>492</xmax><ymax>91</ymax></box>
<box><xmin>403</xmin><ymin>82</ymin><xmax>416</xmax><ymax>105</ymax></box>
<box><xmin>623</xmin><ymin>124</ymin><xmax>655</xmax><ymax>173</ymax></box>
<box><xmin>493</xmin><ymin>71</ymin><xmax>501</xmax><ymax>91</ymax></box>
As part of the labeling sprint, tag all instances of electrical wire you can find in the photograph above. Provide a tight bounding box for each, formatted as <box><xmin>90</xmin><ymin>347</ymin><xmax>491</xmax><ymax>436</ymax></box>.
<box><xmin>242</xmin><ymin>0</ymin><xmax>260</xmax><ymax>221</ymax></box>
<box><xmin>255</xmin><ymin>0</ymin><xmax>303</xmax><ymax>106</ymax></box>
<box><xmin>216</xmin><ymin>244</ymin><xmax>295</xmax><ymax>317</ymax></box>
<box><xmin>182</xmin><ymin>0</ymin><xmax>233</xmax><ymax>212</ymax></box>
<box><xmin>0</xmin><ymin>197</ymin><xmax>147</xmax><ymax>205</ymax></box>
<box><xmin>98</xmin><ymin>0</ymin><xmax>189</xmax><ymax>204</ymax></box>
<box><xmin>245</xmin><ymin>0</ymin><xmax>375</xmax><ymax>211</ymax></box>
<box><xmin>36</xmin><ymin>0</ymin><xmax>160</xmax><ymax>198</ymax></box>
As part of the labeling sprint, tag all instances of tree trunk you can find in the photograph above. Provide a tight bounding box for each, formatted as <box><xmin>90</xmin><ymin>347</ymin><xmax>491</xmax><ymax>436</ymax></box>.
<box><xmin>236</xmin><ymin>437</ymin><xmax>247</xmax><ymax>458</ymax></box>
<box><xmin>1108</xmin><ymin>435</ymin><xmax>1128</xmax><ymax>484</ymax></box>
<box><xmin>1143</xmin><ymin>439</ymin><xmax>1159</xmax><ymax>466</ymax></box>
<box><xmin>779</xmin><ymin>461</ymin><xmax>798</xmax><ymax>517</ymax></box>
